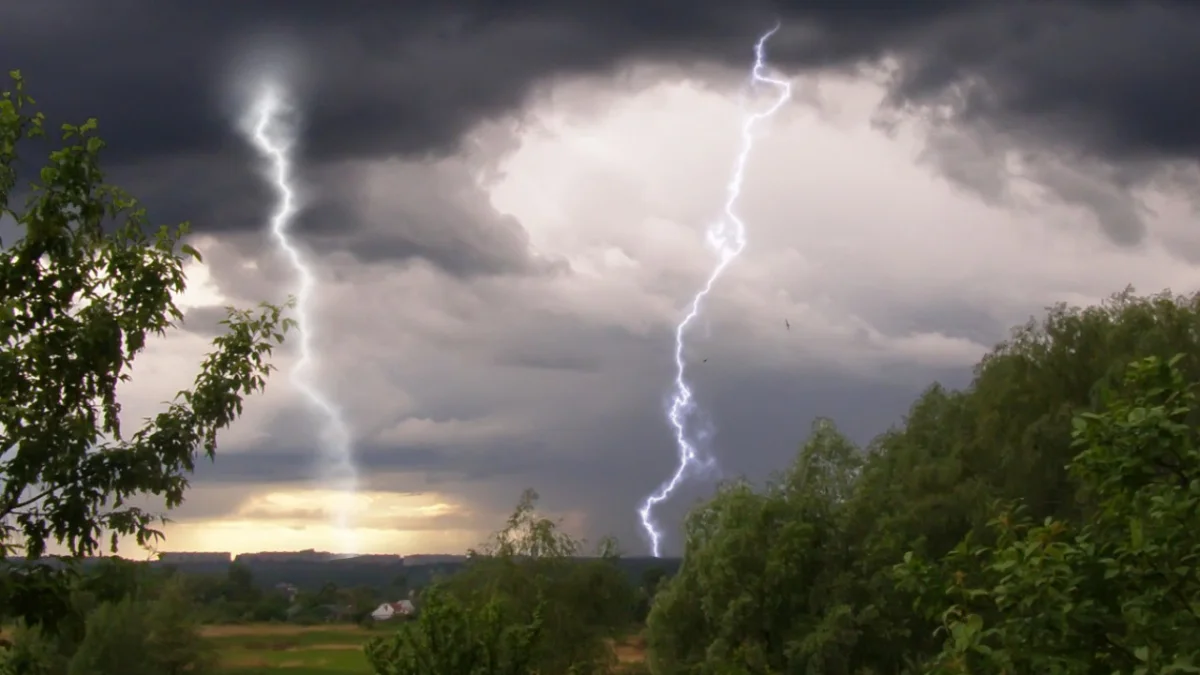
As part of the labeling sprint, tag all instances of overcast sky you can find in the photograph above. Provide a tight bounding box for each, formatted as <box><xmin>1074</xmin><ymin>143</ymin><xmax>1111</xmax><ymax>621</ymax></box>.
<box><xmin>4</xmin><ymin>0</ymin><xmax>1200</xmax><ymax>557</ymax></box>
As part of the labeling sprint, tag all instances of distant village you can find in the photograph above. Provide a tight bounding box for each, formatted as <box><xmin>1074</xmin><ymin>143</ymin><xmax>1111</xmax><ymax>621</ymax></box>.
<box><xmin>20</xmin><ymin>548</ymin><xmax>675</xmax><ymax>625</ymax></box>
<box><xmin>153</xmin><ymin>550</ymin><xmax>472</xmax><ymax>624</ymax></box>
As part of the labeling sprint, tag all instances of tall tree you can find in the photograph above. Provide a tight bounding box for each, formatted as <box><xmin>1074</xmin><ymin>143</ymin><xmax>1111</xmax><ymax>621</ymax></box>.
<box><xmin>898</xmin><ymin>355</ymin><xmax>1200</xmax><ymax>673</ymax></box>
<box><xmin>646</xmin><ymin>419</ymin><xmax>863</xmax><ymax>674</ymax></box>
<box><xmin>0</xmin><ymin>71</ymin><xmax>290</xmax><ymax>626</ymax></box>
<box><xmin>645</xmin><ymin>289</ymin><xmax>1200</xmax><ymax>674</ymax></box>
<box><xmin>145</xmin><ymin>575</ymin><xmax>214</xmax><ymax>675</ymax></box>
<box><xmin>66</xmin><ymin>598</ymin><xmax>151</xmax><ymax>675</ymax></box>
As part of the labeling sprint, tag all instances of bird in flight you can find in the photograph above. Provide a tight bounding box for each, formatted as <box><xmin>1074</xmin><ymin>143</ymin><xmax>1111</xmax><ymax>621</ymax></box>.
<box><xmin>785</xmin><ymin>319</ymin><xmax>790</xmax><ymax>330</ymax></box>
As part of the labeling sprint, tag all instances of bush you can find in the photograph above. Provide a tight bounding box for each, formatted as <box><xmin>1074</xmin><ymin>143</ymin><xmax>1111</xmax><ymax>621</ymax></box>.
<box><xmin>365</xmin><ymin>585</ymin><xmax>542</xmax><ymax>675</ymax></box>
<box><xmin>67</xmin><ymin>599</ymin><xmax>151</xmax><ymax>675</ymax></box>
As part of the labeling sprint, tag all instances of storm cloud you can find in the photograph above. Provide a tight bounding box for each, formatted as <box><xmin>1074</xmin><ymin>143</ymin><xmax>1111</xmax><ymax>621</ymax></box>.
<box><xmin>4</xmin><ymin>1</ymin><xmax>1199</xmax><ymax>253</ymax></box>
<box><xmin>4</xmin><ymin>1</ymin><xmax>1200</xmax><ymax>555</ymax></box>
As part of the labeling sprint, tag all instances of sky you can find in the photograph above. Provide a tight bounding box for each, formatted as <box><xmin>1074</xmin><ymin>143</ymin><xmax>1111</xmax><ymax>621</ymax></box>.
<box><xmin>3</xmin><ymin>0</ymin><xmax>1200</xmax><ymax>557</ymax></box>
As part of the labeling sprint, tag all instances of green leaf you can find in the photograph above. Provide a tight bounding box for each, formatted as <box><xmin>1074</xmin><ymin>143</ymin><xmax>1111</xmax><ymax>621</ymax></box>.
<box><xmin>1130</xmin><ymin>517</ymin><xmax>1144</xmax><ymax>550</ymax></box>
<box><xmin>178</xmin><ymin>243</ymin><xmax>200</xmax><ymax>261</ymax></box>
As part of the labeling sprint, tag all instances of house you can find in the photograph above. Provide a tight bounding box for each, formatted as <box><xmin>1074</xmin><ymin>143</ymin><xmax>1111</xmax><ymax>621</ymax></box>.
<box><xmin>370</xmin><ymin>599</ymin><xmax>415</xmax><ymax>621</ymax></box>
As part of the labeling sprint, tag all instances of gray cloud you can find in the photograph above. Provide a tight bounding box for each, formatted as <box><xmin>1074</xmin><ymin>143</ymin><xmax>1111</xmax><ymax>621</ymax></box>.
<box><xmin>194</xmin><ymin>441</ymin><xmax>544</xmax><ymax>488</ymax></box>
<box><xmin>4</xmin><ymin>1</ymin><xmax>1200</xmax><ymax>254</ymax></box>
<box><xmin>180</xmin><ymin>363</ymin><xmax>944</xmax><ymax>550</ymax></box>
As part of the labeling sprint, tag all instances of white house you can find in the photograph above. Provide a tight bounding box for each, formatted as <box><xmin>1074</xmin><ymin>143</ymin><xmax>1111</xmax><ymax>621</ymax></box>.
<box><xmin>370</xmin><ymin>599</ymin><xmax>415</xmax><ymax>621</ymax></box>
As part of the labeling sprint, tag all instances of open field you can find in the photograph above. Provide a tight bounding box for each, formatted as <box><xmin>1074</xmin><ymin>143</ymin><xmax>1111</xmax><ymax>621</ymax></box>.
<box><xmin>206</xmin><ymin>624</ymin><xmax>374</xmax><ymax>675</ymax></box>
<box><xmin>206</xmin><ymin>623</ymin><xmax>648</xmax><ymax>674</ymax></box>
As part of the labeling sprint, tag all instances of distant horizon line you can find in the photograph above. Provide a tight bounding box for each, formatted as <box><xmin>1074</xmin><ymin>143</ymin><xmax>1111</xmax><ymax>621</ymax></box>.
<box><xmin>29</xmin><ymin>549</ymin><xmax>679</xmax><ymax>562</ymax></box>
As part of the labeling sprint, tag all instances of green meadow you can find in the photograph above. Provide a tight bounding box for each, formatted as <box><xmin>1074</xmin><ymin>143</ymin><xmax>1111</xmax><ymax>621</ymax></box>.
<box><xmin>206</xmin><ymin>625</ymin><xmax>374</xmax><ymax>675</ymax></box>
<box><xmin>205</xmin><ymin>624</ymin><xmax>649</xmax><ymax>674</ymax></box>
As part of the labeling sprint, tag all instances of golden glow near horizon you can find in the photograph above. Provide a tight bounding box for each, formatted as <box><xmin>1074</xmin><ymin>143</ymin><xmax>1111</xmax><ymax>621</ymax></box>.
<box><xmin>74</xmin><ymin>489</ymin><xmax>484</xmax><ymax>557</ymax></box>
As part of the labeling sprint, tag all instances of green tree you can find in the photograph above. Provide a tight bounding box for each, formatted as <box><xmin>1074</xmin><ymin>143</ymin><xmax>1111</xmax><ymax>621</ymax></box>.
<box><xmin>247</xmin><ymin>588</ymin><xmax>291</xmax><ymax>623</ymax></box>
<box><xmin>646</xmin><ymin>419</ymin><xmax>863</xmax><ymax>674</ymax></box>
<box><xmin>66</xmin><ymin>598</ymin><xmax>151</xmax><ymax>675</ymax></box>
<box><xmin>389</xmin><ymin>571</ymin><xmax>410</xmax><ymax>600</ymax></box>
<box><xmin>0</xmin><ymin>621</ymin><xmax>68</xmax><ymax>675</ymax></box>
<box><xmin>368</xmin><ymin>489</ymin><xmax>636</xmax><ymax>675</ymax></box>
<box><xmin>0</xmin><ymin>70</ymin><xmax>290</xmax><ymax>628</ymax></box>
<box><xmin>341</xmin><ymin>585</ymin><xmax>383</xmax><ymax>624</ymax></box>
<box><xmin>364</xmin><ymin>585</ymin><xmax>542</xmax><ymax>675</ymax></box>
<box><xmin>222</xmin><ymin>562</ymin><xmax>257</xmax><ymax>603</ymax></box>
<box><xmin>145</xmin><ymin>574</ymin><xmax>214</xmax><ymax>675</ymax></box>
<box><xmin>897</xmin><ymin>355</ymin><xmax>1200</xmax><ymax>674</ymax></box>
<box><xmin>644</xmin><ymin>290</ymin><xmax>1200</xmax><ymax>674</ymax></box>
<box><xmin>821</xmin><ymin>289</ymin><xmax>1200</xmax><ymax>673</ymax></box>
<box><xmin>446</xmin><ymin>489</ymin><xmax>634</xmax><ymax>674</ymax></box>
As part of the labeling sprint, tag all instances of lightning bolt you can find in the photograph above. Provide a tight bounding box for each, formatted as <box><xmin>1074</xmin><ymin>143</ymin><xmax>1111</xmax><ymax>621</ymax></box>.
<box><xmin>638</xmin><ymin>23</ymin><xmax>792</xmax><ymax>557</ymax></box>
<box><xmin>246</xmin><ymin>84</ymin><xmax>361</xmax><ymax>556</ymax></box>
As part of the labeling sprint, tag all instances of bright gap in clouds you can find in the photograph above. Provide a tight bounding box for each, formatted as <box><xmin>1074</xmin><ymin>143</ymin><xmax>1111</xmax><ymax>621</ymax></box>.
<box><xmin>103</xmin><ymin>488</ymin><xmax>477</xmax><ymax>557</ymax></box>
<box><xmin>161</xmin><ymin>489</ymin><xmax>475</xmax><ymax>556</ymax></box>
<box><xmin>489</xmin><ymin>68</ymin><xmax>1200</xmax><ymax>374</ymax></box>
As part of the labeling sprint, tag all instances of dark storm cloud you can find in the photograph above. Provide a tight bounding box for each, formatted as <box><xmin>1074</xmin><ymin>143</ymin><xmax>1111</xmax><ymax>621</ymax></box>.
<box><xmin>4</xmin><ymin>0</ymin><xmax>1200</xmax><ymax>253</ymax></box>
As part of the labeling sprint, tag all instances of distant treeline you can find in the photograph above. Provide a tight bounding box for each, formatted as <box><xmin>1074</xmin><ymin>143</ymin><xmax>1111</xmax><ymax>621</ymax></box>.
<box><xmin>13</xmin><ymin>555</ymin><xmax>681</xmax><ymax>593</ymax></box>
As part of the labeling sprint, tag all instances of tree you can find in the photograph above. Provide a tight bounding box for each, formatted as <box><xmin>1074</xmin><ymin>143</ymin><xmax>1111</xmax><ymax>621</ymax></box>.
<box><xmin>0</xmin><ymin>71</ymin><xmax>290</xmax><ymax>626</ymax></box>
<box><xmin>0</xmin><ymin>621</ymin><xmax>67</xmax><ymax>675</ymax></box>
<box><xmin>448</xmin><ymin>489</ymin><xmax>634</xmax><ymax>674</ymax></box>
<box><xmin>367</xmin><ymin>489</ymin><xmax>636</xmax><ymax>675</ymax></box>
<box><xmin>222</xmin><ymin>562</ymin><xmax>257</xmax><ymax>604</ymax></box>
<box><xmin>144</xmin><ymin>575</ymin><xmax>215</xmax><ymax>675</ymax></box>
<box><xmin>66</xmin><ymin>598</ymin><xmax>152</xmax><ymax>675</ymax></box>
<box><xmin>824</xmin><ymin>289</ymin><xmax>1200</xmax><ymax>673</ymax></box>
<box><xmin>643</xmin><ymin>289</ymin><xmax>1200</xmax><ymax>673</ymax></box>
<box><xmin>897</xmin><ymin>355</ymin><xmax>1200</xmax><ymax>674</ymax></box>
<box><xmin>646</xmin><ymin>419</ymin><xmax>863</xmax><ymax>674</ymax></box>
<box><xmin>341</xmin><ymin>584</ymin><xmax>383</xmax><ymax>624</ymax></box>
<box><xmin>389</xmin><ymin>571</ymin><xmax>410</xmax><ymax>598</ymax></box>
<box><xmin>364</xmin><ymin>586</ymin><xmax>542</xmax><ymax>675</ymax></box>
<box><xmin>247</xmin><ymin>588</ymin><xmax>291</xmax><ymax>623</ymax></box>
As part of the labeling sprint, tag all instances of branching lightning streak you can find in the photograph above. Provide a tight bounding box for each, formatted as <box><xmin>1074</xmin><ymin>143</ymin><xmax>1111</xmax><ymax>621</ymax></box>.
<box><xmin>638</xmin><ymin>24</ymin><xmax>792</xmax><ymax>557</ymax></box>
<box><xmin>247</xmin><ymin>85</ymin><xmax>360</xmax><ymax>555</ymax></box>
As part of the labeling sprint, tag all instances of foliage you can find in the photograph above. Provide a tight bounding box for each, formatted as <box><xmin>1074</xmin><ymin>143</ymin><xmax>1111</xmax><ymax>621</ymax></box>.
<box><xmin>644</xmin><ymin>289</ymin><xmax>1200</xmax><ymax>674</ymax></box>
<box><xmin>0</xmin><ymin>561</ymin><xmax>212</xmax><ymax>675</ymax></box>
<box><xmin>367</xmin><ymin>489</ymin><xmax>637</xmax><ymax>675</ymax></box>
<box><xmin>144</xmin><ymin>575</ymin><xmax>216</xmax><ymax>675</ymax></box>
<box><xmin>646</xmin><ymin>418</ymin><xmax>863</xmax><ymax>674</ymax></box>
<box><xmin>364</xmin><ymin>585</ymin><xmax>542</xmax><ymax>675</ymax></box>
<box><xmin>0</xmin><ymin>70</ymin><xmax>291</xmax><ymax>632</ymax></box>
<box><xmin>0</xmin><ymin>622</ymin><xmax>68</xmax><ymax>675</ymax></box>
<box><xmin>898</xmin><ymin>355</ymin><xmax>1200</xmax><ymax>674</ymax></box>
<box><xmin>66</xmin><ymin>598</ymin><xmax>153</xmax><ymax>675</ymax></box>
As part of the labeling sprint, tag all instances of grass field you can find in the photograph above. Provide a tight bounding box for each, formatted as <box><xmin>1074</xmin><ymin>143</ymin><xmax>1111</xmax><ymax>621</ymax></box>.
<box><xmin>206</xmin><ymin>624</ymin><xmax>374</xmax><ymax>675</ymax></box>
<box><xmin>207</xmin><ymin>623</ymin><xmax>648</xmax><ymax>674</ymax></box>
